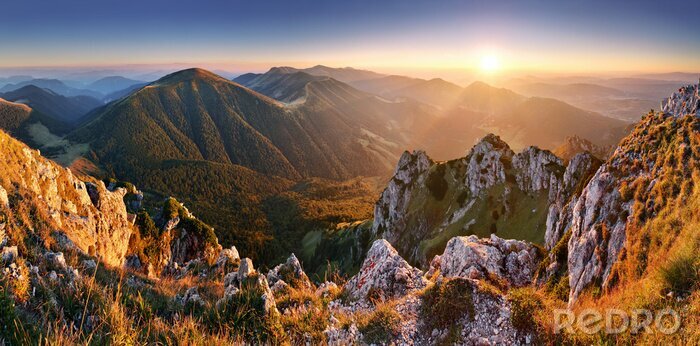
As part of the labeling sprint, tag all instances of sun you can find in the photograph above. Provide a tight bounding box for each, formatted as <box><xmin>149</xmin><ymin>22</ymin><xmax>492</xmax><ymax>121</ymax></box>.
<box><xmin>480</xmin><ymin>55</ymin><xmax>500</xmax><ymax>72</ymax></box>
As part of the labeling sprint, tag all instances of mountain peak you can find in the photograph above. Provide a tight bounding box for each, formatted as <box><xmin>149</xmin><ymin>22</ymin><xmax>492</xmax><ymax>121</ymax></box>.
<box><xmin>155</xmin><ymin>68</ymin><xmax>226</xmax><ymax>84</ymax></box>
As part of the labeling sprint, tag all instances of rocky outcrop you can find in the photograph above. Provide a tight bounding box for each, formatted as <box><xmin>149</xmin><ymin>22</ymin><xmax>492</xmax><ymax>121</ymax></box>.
<box><xmin>553</xmin><ymin>135</ymin><xmax>610</xmax><ymax>163</ymax></box>
<box><xmin>462</xmin><ymin>134</ymin><xmax>514</xmax><ymax>195</ymax></box>
<box><xmin>219</xmin><ymin>256</ymin><xmax>278</xmax><ymax>314</ymax></box>
<box><xmin>544</xmin><ymin>152</ymin><xmax>602</xmax><ymax>250</ymax></box>
<box><xmin>344</xmin><ymin>239</ymin><xmax>427</xmax><ymax>301</ymax></box>
<box><xmin>169</xmin><ymin>226</ymin><xmax>221</xmax><ymax>266</ymax></box>
<box><xmin>436</xmin><ymin>234</ymin><xmax>541</xmax><ymax>287</ymax></box>
<box><xmin>267</xmin><ymin>253</ymin><xmax>312</xmax><ymax>290</ymax></box>
<box><xmin>661</xmin><ymin>82</ymin><xmax>699</xmax><ymax>117</ymax></box>
<box><xmin>372</xmin><ymin>150</ymin><xmax>432</xmax><ymax>241</ymax></box>
<box><xmin>513</xmin><ymin>146</ymin><xmax>563</xmax><ymax>196</ymax></box>
<box><xmin>371</xmin><ymin>134</ymin><xmax>568</xmax><ymax>266</ymax></box>
<box><xmin>561</xmin><ymin>83</ymin><xmax>700</xmax><ymax>303</ymax></box>
<box><xmin>0</xmin><ymin>131</ymin><xmax>133</xmax><ymax>267</ymax></box>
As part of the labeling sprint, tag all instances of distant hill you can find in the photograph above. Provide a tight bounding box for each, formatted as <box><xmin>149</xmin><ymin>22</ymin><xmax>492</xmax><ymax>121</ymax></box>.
<box><xmin>236</xmin><ymin>69</ymin><xmax>327</xmax><ymax>103</ymax></box>
<box><xmin>552</xmin><ymin>135</ymin><xmax>611</xmax><ymax>163</ymax></box>
<box><xmin>67</xmin><ymin>68</ymin><xmax>436</xmax><ymax>260</ymax></box>
<box><xmin>0</xmin><ymin>97</ymin><xmax>71</xmax><ymax>144</ymax></box>
<box><xmin>71</xmin><ymin>68</ymin><xmax>416</xmax><ymax>181</ymax></box>
<box><xmin>87</xmin><ymin>76</ymin><xmax>146</xmax><ymax>95</ymax></box>
<box><xmin>301</xmin><ymin>65</ymin><xmax>385</xmax><ymax>82</ymax></box>
<box><xmin>232</xmin><ymin>72</ymin><xmax>262</xmax><ymax>85</ymax></box>
<box><xmin>102</xmin><ymin>82</ymin><xmax>149</xmax><ymax>102</ymax></box>
<box><xmin>1</xmin><ymin>85</ymin><xmax>102</xmax><ymax>123</ymax></box>
<box><xmin>511</xmin><ymin>82</ymin><xmax>627</xmax><ymax>99</ymax></box>
<box><xmin>350</xmin><ymin>75</ymin><xmax>463</xmax><ymax>108</ymax></box>
<box><xmin>237</xmin><ymin>67</ymin><xmax>630</xmax><ymax>160</ymax></box>
<box><xmin>0</xmin><ymin>78</ymin><xmax>103</xmax><ymax>99</ymax></box>
<box><xmin>486</xmin><ymin>97</ymin><xmax>628</xmax><ymax>150</ymax></box>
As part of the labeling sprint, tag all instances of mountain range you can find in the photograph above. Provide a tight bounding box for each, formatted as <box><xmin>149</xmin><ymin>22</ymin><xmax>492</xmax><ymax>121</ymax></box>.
<box><xmin>0</xmin><ymin>81</ymin><xmax>698</xmax><ymax>344</ymax></box>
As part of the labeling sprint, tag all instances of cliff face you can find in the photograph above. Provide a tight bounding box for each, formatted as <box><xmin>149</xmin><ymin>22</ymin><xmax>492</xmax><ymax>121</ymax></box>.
<box><xmin>546</xmin><ymin>82</ymin><xmax>700</xmax><ymax>304</ymax></box>
<box><xmin>372</xmin><ymin>134</ymin><xmax>589</xmax><ymax>266</ymax></box>
<box><xmin>0</xmin><ymin>130</ymin><xmax>133</xmax><ymax>267</ymax></box>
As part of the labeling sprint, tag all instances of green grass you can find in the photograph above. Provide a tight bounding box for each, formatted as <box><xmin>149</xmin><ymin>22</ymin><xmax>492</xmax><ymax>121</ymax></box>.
<box><xmin>416</xmin><ymin>182</ymin><xmax>549</xmax><ymax>265</ymax></box>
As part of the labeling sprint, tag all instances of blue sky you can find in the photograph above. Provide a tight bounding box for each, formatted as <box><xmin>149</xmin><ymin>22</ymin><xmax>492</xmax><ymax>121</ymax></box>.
<box><xmin>1</xmin><ymin>0</ymin><xmax>699</xmax><ymax>75</ymax></box>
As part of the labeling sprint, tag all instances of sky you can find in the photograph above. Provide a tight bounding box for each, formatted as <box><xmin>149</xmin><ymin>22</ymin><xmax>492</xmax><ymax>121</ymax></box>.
<box><xmin>1</xmin><ymin>0</ymin><xmax>699</xmax><ymax>78</ymax></box>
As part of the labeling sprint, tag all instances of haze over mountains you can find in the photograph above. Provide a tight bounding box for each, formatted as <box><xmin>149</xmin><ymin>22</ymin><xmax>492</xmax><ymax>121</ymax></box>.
<box><xmin>0</xmin><ymin>64</ymin><xmax>689</xmax><ymax>266</ymax></box>
<box><xmin>236</xmin><ymin>66</ymin><xmax>629</xmax><ymax>160</ymax></box>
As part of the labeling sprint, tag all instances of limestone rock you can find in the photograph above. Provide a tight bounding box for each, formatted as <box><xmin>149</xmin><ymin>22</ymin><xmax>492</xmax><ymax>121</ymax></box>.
<box><xmin>512</xmin><ymin>146</ymin><xmax>563</xmax><ymax>195</ymax></box>
<box><xmin>46</xmin><ymin>252</ymin><xmax>67</xmax><ymax>270</ymax></box>
<box><xmin>216</xmin><ymin>246</ymin><xmax>240</xmax><ymax>268</ymax></box>
<box><xmin>1</xmin><ymin>246</ymin><xmax>18</xmax><ymax>263</ymax></box>
<box><xmin>439</xmin><ymin>234</ymin><xmax>540</xmax><ymax>287</ymax></box>
<box><xmin>238</xmin><ymin>258</ymin><xmax>255</xmax><ymax>280</ymax></box>
<box><xmin>545</xmin><ymin>152</ymin><xmax>602</xmax><ymax>250</ymax></box>
<box><xmin>661</xmin><ymin>82</ymin><xmax>699</xmax><ymax>117</ymax></box>
<box><xmin>0</xmin><ymin>133</ymin><xmax>134</xmax><ymax>268</ymax></box>
<box><xmin>344</xmin><ymin>239</ymin><xmax>427</xmax><ymax>301</ymax></box>
<box><xmin>267</xmin><ymin>253</ymin><xmax>312</xmax><ymax>289</ymax></box>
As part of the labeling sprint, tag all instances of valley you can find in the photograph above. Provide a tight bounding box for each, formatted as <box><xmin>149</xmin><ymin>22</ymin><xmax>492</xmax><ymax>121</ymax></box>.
<box><xmin>1</xmin><ymin>63</ymin><xmax>699</xmax><ymax>345</ymax></box>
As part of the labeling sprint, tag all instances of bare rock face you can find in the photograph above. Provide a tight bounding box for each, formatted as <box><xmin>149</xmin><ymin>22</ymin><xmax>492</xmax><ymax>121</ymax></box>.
<box><xmin>371</xmin><ymin>134</ymin><xmax>568</xmax><ymax>266</ymax></box>
<box><xmin>661</xmin><ymin>82</ymin><xmax>699</xmax><ymax>117</ymax></box>
<box><xmin>344</xmin><ymin>239</ymin><xmax>427</xmax><ymax>301</ymax></box>
<box><xmin>0</xmin><ymin>131</ymin><xmax>133</xmax><ymax>267</ymax></box>
<box><xmin>169</xmin><ymin>227</ymin><xmax>221</xmax><ymax>266</ymax></box>
<box><xmin>267</xmin><ymin>253</ymin><xmax>312</xmax><ymax>290</ymax></box>
<box><xmin>512</xmin><ymin>146</ymin><xmax>563</xmax><ymax>196</ymax></box>
<box><xmin>462</xmin><ymin>134</ymin><xmax>514</xmax><ymax>195</ymax></box>
<box><xmin>372</xmin><ymin>150</ymin><xmax>432</xmax><ymax>241</ymax></box>
<box><xmin>567</xmin><ymin>163</ymin><xmax>631</xmax><ymax>303</ymax></box>
<box><xmin>545</xmin><ymin>152</ymin><xmax>602</xmax><ymax>250</ymax></box>
<box><xmin>561</xmin><ymin>83</ymin><xmax>700</xmax><ymax>304</ymax></box>
<box><xmin>438</xmin><ymin>234</ymin><xmax>541</xmax><ymax>287</ymax></box>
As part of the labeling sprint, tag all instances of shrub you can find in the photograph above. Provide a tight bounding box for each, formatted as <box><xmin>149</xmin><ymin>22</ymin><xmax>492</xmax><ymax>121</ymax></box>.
<box><xmin>162</xmin><ymin>198</ymin><xmax>183</xmax><ymax>219</ymax></box>
<box><xmin>508</xmin><ymin>288</ymin><xmax>543</xmax><ymax>332</ymax></box>
<box><xmin>420</xmin><ymin>278</ymin><xmax>475</xmax><ymax>330</ymax></box>
<box><xmin>359</xmin><ymin>304</ymin><xmax>401</xmax><ymax>345</ymax></box>
<box><xmin>179</xmin><ymin>217</ymin><xmax>218</xmax><ymax>248</ymax></box>
<box><xmin>207</xmin><ymin>274</ymin><xmax>285</xmax><ymax>343</ymax></box>
<box><xmin>660</xmin><ymin>251</ymin><xmax>699</xmax><ymax>297</ymax></box>
<box><xmin>136</xmin><ymin>211</ymin><xmax>159</xmax><ymax>238</ymax></box>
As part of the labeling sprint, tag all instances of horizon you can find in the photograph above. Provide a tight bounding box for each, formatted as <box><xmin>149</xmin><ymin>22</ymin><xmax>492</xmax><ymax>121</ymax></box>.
<box><xmin>2</xmin><ymin>0</ymin><xmax>700</xmax><ymax>81</ymax></box>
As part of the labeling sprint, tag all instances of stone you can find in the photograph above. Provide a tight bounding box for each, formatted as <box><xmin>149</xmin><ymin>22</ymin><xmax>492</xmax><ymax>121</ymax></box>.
<box><xmin>238</xmin><ymin>258</ymin><xmax>255</xmax><ymax>280</ymax></box>
<box><xmin>315</xmin><ymin>281</ymin><xmax>339</xmax><ymax>297</ymax></box>
<box><xmin>82</xmin><ymin>259</ymin><xmax>97</xmax><ymax>271</ymax></box>
<box><xmin>216</xmin><ymin>246</ymin><xmax>240</xmax><ymax>268</ymax></box>
<box><xmin>177</xmin><ymin>287</ymin><xmax>204</xmax><ymax>308</ymax></box>
<box><xmin>267</xmin><ymin>253</ymin><xmax>312</xmax><ymax>289</ymax></box>
<box><xmin>344</xmin><ymin>239</ymin><xmax>427</xmax><ymax>301</ymax></box>
<box><xmin>1</xmin><ymin>246</ymin><xmax>18</xmax><ymax>263</ymax></box>
<box><xmin>46</xmin><ymin>252</ymin><xmax>67</xmax><ymax>270</ymax></box>
<box><xmin>47</xmin><ymin>271</ymin><xmax>58</xmax><ymax>281</ymax></box>
<box><xmin>439</xmin><ymin>235</ymin><xmax>540</xmax><ymax>287</ymax></box>
<box><xmin>270</xmin><ymin>279</ymin><xmax>289</xmax><ymax>294</ymax></box>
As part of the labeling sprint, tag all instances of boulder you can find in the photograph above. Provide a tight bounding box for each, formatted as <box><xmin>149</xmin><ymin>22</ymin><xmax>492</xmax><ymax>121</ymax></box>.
<box><xmin>216</xmin><ymin>246</ymin><xmax>240</xmax><ymax>268</ymax></box>
<box><xmin>238</xmin><ymin>258</ymin><xmax>255</xmax><ymax>281</ymax></box>
<box><xmin>45</xmin><ymin>252</ymin><xmax>67</xmax><ymax>270</ymax></box>
<box><xmin>1</xmin><ymin>246</ymin><xmax>18</xmax><ymax>263</ymax></box>
<box><xmin>344</xmin><ymin>239</ymin><xmax>427</xmax><ymax>301</ymax></box>
<box><xmin>267</xmin><ymin>253</ymin><xmax>312</xmax><ymax>290</ymax></box>
<box><xmin>439</xmin><ymin>235</ymin><xmax>540</xmax><ymax>287</ymax></box>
